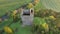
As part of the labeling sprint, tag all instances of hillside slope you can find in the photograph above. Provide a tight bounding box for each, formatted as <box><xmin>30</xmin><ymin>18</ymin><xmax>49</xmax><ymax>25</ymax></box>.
<box><xmin>0</xmin><ymin>0</ymin><xmax>31</xmax><ymax>16</ymax></box>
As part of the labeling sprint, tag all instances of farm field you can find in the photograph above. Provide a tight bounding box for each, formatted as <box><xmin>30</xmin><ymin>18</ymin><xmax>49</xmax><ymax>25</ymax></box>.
<box><xmin>0</xmin><ymin>0</ymin><xmax>31</xmax><ymax>16</ymax></box>
<box><xmin>41</xmin><ymin>0</ymin><xmax>60</xmax><ymax>12</ymax></box>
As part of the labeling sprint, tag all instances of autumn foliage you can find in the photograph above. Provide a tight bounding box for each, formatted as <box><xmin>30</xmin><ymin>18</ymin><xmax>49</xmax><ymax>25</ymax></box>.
<box><xmin>34</xmin><ymin>0</ymin><xmax>40</xmax><ymax>5</ymax></box>
<box><xmin>27</xmin><ymin>3</ymin><xmax>34</xmax><ymax>9</ymax></box>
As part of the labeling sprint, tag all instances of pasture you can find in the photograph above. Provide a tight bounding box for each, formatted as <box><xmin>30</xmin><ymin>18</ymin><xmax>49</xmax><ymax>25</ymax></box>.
<box><xmin>0</xmin><ymin>0</ymin><xmax>31</xmax><ymax>16</ymax></box>
<box><xmin>41</xmin><ymin>0</ymin><xmax>60</xmax><ymax>12</ymax></box>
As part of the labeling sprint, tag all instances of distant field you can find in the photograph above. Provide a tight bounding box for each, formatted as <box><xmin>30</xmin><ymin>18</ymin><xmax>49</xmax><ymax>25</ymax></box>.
<box><xmin>0</xmin><ymin>0</ymin><xmax>31</xmax><ymax>16</ymax></box>
<box><xmin>41</xmin><ymin>0</ymin><xmax>60</xmax><ymax>12</ymax></box>
<box><xmin>0</xmin><ymin>0</ymin><xmax>60</xmax><ymax>16</ymax></box>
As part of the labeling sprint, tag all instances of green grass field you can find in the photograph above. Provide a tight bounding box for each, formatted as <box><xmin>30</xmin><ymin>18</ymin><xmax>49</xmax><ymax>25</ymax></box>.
<box><xmin>0</xmin><ymin>0</ymin><xmax>31</xmax><ymax>16</ymax></box>
<box><xmin>41</xmin><ymin>0</ymin><xmax>60</xmax><ymax>12</ymax></box>
<box><xmin>0</xmin><ymin>0</ymin><xmax>32</xmax><ymax>34</ymax></box>
<box><xmin>0</xmin><ymin>0</ymin><xmax>60</xmax><ymax>16</ymax></box>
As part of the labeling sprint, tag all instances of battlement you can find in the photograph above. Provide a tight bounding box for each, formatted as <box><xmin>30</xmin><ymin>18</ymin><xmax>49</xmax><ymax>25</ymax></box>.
<box><xmin>20</xmin><ymin>8</ymin><xmax>34</xmax><ymax>26</ymax></box>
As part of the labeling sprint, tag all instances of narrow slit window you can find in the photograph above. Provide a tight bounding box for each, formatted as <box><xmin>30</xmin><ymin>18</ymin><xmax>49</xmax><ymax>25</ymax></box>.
<box><xmin>31</xmin><ymin>10</ymin><xmax>33</xmax><ymax>13</ymax></box>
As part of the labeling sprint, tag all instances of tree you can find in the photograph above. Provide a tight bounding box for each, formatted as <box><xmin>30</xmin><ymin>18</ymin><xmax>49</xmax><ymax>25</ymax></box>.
<box><xmin>34</xmin><ymin>0</ymin><xmax>40</xmax><ymax>5</ymax></box>
<box><xmin>27</xmin><ymin>3</ymin><xmax>34</xmax><ymax>9</ymax></box>
<box><xmin>4</xmin><ymin>26</ymin><xmax>13</xmax><ymax>34</ymax></box>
